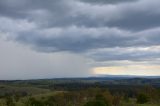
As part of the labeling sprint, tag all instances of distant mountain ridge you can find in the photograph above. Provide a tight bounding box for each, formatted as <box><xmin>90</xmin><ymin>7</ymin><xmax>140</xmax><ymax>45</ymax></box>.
<box><xmin>0</xmin><ymin>75</ymin><xmax>160</xmax><ymax>81</ymax></box>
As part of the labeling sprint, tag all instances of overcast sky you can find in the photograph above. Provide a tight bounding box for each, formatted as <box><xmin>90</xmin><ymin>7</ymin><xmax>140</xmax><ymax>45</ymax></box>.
<box><xmin>0</xmin><ymin>0</ymin><xmax>160</xmax><ymax>80</ymax></box>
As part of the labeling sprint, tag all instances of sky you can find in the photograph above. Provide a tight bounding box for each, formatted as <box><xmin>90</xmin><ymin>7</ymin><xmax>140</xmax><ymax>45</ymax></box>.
<box><xmin>0</xmin><ymin>0</ymin><xmax>160</xmax><ymax>79</ymax></box>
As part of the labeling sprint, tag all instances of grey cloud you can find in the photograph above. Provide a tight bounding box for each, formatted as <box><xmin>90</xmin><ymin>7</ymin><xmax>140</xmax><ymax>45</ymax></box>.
<box><xmin>0</xmin><ymin>0</ymin><xmax>160</xmax><ymax>30</ymax></box>
<box><xmin>13</xmin><ymin>26</ymin><xmax>160</xmax><ymax>53</ymax></box>
<box><xmin>88</xmin><ymin>47</ymin><xmax>160</xmax><ymax>62</ymax></box>
<box><xmin>14</xmin><ymin>27</ymin><xmax>135</xmax><ymax>52</ymax></box>
<box><xmin>79</xmin><ymin>0</ymin><xmax>138</xmax><ymax>4</ymax></box>
<box><xmin>107</xmin><ymin>13</ymin><xmax>160</xmax><ymax>31</ymax></box>
<box><xmin>0</xmin><ymin>0</ymin><xmax>160</xmax><ymax>63</ymax></box>
<box><xmin>74</xmin><ymin>0</ymin><xmax>160</xmax><ymax>30</ymax></box>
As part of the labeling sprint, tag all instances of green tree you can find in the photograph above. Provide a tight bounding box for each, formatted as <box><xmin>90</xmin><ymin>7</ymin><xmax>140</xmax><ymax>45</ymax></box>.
<box><xmin>137</xmin><ymin>93</ymin><xmax>149</xmax><ymax>104</ymax></box>
<box><xmin>44</xmin><ymin>96</ymin><xmax>57</xmax><ymax>106</ymax></box>
<box><xmin>26</xmin><ymin>97</ymin><xmax>44</xmax><ymax>106</ymax></box>
<box><xmin>112</xmin><ymin>95</ymin><xmax>121</xmax><ymax>106</ymax></box>
<box><xmin>84</xmin><ymin>100</ymin><xmax>107</xmax><ymax>106</ymax></box>
<box><xmin>5</xmin><ymin>96</ymin><xmax>15</xmax><ymax>106</ymax></box>
<box><xmin>95</xmin><ymin>94</ymin><xmax>110</xmax><ymax>106</ymax></box>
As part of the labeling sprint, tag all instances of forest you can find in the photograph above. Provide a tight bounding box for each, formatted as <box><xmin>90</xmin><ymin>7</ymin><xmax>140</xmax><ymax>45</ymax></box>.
<box><xmin>0</xmin><ymin>77</ymin><xmax>160</xmax><ymax>106</ymax></box>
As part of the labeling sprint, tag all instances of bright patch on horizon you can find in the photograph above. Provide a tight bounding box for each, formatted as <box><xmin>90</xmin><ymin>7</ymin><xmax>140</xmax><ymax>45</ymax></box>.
<box><xmin>93</xmin><ymin>65</ymin><xmax>160</xmax><ymax>76</ymax></box>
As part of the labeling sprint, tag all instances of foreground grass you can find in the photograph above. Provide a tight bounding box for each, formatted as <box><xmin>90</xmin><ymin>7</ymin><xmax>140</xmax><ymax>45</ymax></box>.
<box><xmin>0</xmin><ymin>91</ymin><xmax>62</xmax><ymax>106</ymax></box>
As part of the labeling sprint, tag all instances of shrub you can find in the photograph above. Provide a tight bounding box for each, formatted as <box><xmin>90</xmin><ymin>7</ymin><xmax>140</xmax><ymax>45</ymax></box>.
<box><xmin>5</xmin><ymin>96</ymin><xmax>15</xmax><ymax>106</ymax></box>
<box><xmin>84</xmin><ymin>100</ymin><xmax>107</xmax><ymax>106</ymax></box>
<box><xmin>26</xmin><ymin>97</ymin><xmax>44</xmax><ymax>106</ymax></box>
<box><xmin>137</xmin><ymin>93</ymin><xmax>149</xmax><ymax>104</ymax></box>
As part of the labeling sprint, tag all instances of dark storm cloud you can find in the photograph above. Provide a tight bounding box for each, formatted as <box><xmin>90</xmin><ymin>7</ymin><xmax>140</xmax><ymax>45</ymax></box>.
<box><xmin>0</xmin><ymin>0</ymin><xmax>68</xmax><ymax>19</ymax></box>
<box><xmin>0</xmin><ymin>0</ymin><xmax>160</xmax><ymax>62</ymax></box>
<box><xmin>13</xmin><ymin>26</ymin><xmax>160</xmax><ymax>53</ymax></box>
<box><xmin>79</xmin><ymin>0</ymin><xmax>138</xmax><ymax>4</ymax></box>
<box><xmin>88</xmin><ymin>47</ymin><xmax>160</xmax><ymax>61</ymax></box>
<box><xmin>0</xmin><ymin>0</ymin><xmax>159</xmax><ymax>29</ymax></box>
<box><xmin>107</xmin><ymin>12</ymin><xmax>160</xmax><ymax>31</ymax></box>
<box><xmin>15</xmin><ymin>27</ymin><xmax>135</xmax><ymax>52</ymax></box>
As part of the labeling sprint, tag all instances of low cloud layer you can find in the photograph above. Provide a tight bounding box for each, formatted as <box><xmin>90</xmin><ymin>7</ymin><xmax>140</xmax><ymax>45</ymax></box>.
<box><xmin>0</xmin><ymin>0</ymin><xmax>160</xmax><ymax>79</ymax></box>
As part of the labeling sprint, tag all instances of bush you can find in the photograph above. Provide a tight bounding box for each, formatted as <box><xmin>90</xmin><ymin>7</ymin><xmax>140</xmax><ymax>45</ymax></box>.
<box><xmin>43</xmin><ymin>96</ymin><xmax>57</xmax><ymax>106</ymax></box>
<box><xmin>5</xmin><ymin>96</ymin><xmax>15</xmax><ymax>106</ymax></box>
<box><xmin>95</xmin><ymin>94</ymin><xmax>111</xmax><ymax>106</ymax></box>
<box><xmin>137</xmin><ymin>93</ymin><xmax>149</xmax><ymax>104</ymax></box>
<box><xmin>84</xmin><ymin>100</ymin><xmax>107</xmax><ymax>106</ymax></box>
<box><xmin>112</xmin><ymin>95</ymin><xmax>121</xmax><ymax>106</ymax></box>
<box><xmin>26</xmin><ymin>97</ymin><xmax>44</xmax><ymax>106</ymax></box>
